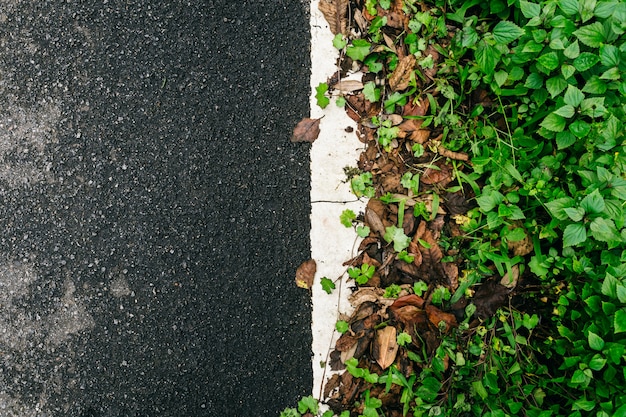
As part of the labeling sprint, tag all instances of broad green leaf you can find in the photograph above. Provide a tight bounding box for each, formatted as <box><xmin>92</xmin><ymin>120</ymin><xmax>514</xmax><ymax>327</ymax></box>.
<box><xmin>600</xmin><ymin>67</ymin><xmax>621</xmax><ymax>80</ymax></box>
<box><xmin>564</xmin><ymin>84</ymin><xmax>585</xmax><ymax>106</ymax></box>
<box><xmin>574</xmin><ymin>22</ymin><xmax>606</xmax><ymax>47</ymax></box>
<box><xmin>602</xmin><ymin>272</ymin><xmax>618</xmax><ymax>299</ymax></box>
<box><xmin>537</xmin><ymin>51</ymin><xmax>560</xmax><ymax>72</ymax></box>
<box><xmin>563</xmin><ymin>40</ymin><xmax>580</xmax><ymax>59</ymax></box>
<box><xmin>561</xmin><ymin>64</ymin><xmax>576</xmax><ymax>79</ymax></box>
<box><xmin>600</xmin><ymin>44</ymin><xmax>620</xmax><ymax>67</ymax></box>
<box><xmin>564</xmin><ymin>206</ymin><xmax>585</xmax><ymax>221</ymax></box>
<box><xmin>472</xmin><ymin>380</ymin><xmax>488</xmax><ymax>400</ymax></box>
<box><xmin>545</xmin><ymin>197</ymin><xmax>575</xmax><ymax>220</ymax></box>
<box><xmin>525</xmin><ymin>72</ymin><xmax>544</xmax><ymax>89</ymax></box>
<box><xmin>581</xmin><ymin>189</ymin><xmax>606</xmax><ymax>213</ymax></box>
<box><xmin>549</xmin><ymin>38</ymin><xmax>565</xmax><ymax>50</ymax></box>
<box><xmin>563</xmin><ymin>223</ymin><xmax>587</xmax><ymax>247</ymax></box>
<box><xmin>507</xmin><ymin>227</ymin><xmax>527</xmax><ymax>242</ymax></box>
<box><xmin>522</xmin><ymin>40</ymin><xmax>543</xmax><ymax>53</ymax></box>
<box><xmin>588</xmin><ymin>331</ymin><xmax>605</xmax><ymax>350</ymax></box>
<box><xmin>588</xmin><ymin>354</ymin><xmax>606</xmax><ymax>370</ymax></box>
<box><xmin>546</xmin><ymin>76</ymin><xmax>568</xmax><ymax>97</ymax></box>
<box><xmin>580</xmin><ymin>97</ymin><xmax>607</xmax><ymax>117</ymax></box>
<box><xmin>554</xmin><ymin>104</ymin><xmax>575</xmax><ymax>118</ymax></box>
<box><xmin>384</xmin><ymin>226</ymin><xmax>411</xmax><ymax>252</ymax></box>
<box><xmin>540</xmin><ymin>113</ymin><xmax>566</xmax><ymax>132</ymax></box>
<box><xmin>333</xmin><ymin>34</ymin><xmax>347</xmax><ymax>50</ymax></box>
<box><xmin>573</xmin><ymin>399</ymin><xmax>596</xmax><ymax>411</ymax></box>
<box><xmin>590</xmin><ymin>217</ymin><xmax>621</xmax><ymax>242</ymax></box>
<box><xmin>615</xmin><ymin>308</ymin><xmax>626</xmax><ymax>333</ymax></box>
<box><xmin>315</xmin><ymin>82</ymin><xmax>330</xmax><ymax>109</ymax></box>
<box><xmin>321</xmin><ymin>277</ymin><xmax>336</xmax><ymax>294</ymax></box>
<box><xmin>570</xmin><ymin>120</ymin><xmax>591</xmax><ymax>138</ymax></box>
<box><xmin>494</xmin><ymin>70</ymin><xmax>508</xmax><ymax>87</ymax></box>
<box><xmin>582</xmin><ymin>75</ymin><xmax>608</xmax><ymax>93</ymax></box>
<box><xmin>492</xmin><ymin>21</ymin><xmax>525</xmax><ymax>44</ymax></box>
<box><xmin>617</xmin><ymin>284</ymin><xmax>626</xmax><ymax>303</ymax></box>
<box><xmin>476</xmin><ymin>40</ymin><xmax>499</xmax><ymax>75</ymax></box>
<box><xmin>573</xmin><ymin>52</ymin><xmax>600</xmax><ymax>71</ymax></box>
<box><xmin>363</xmin><ymin>81</ymin><xmax>381</xmax><ymax>102</ymax></box>
<box><xmin>556</xmin><ymin>131</ymin><xmax>577</xmax><ymax>149</ymax></box>
<box><xmin>461</xmin><ymin>26</ymin><xmax>479</xmax><ymax>48</ymax></box>
<box><xmin>476</xmin><ymin>188</ymin><xmax>504</xmax><ymax>212</ymax></box>
<box><xmin>579</xmin><ymin>0</ymin><xmax>598</xmax><ymax>22</ymax></box>
<box><xmin>346</xmin><ymin>39</ymin><xmax>371</xmax><ymax>61</ymax></box>
<box><xmin>520</xmin><ymin>0</ymin><xmax>541</xmax><ymax>17</ymax></box>
<box><xmin>558</xmin><ymin>0</ymin><xmax>579</xmax><ymax>15</ymax></box>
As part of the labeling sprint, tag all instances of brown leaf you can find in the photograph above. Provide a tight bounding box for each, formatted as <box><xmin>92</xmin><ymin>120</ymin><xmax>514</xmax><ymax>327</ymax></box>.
<box><xmin>291</xmin><ymin>117</ymin><xmax>321</xmax><ymax>143</ymax></box>
<box><xmin>425</xmin><ymin>304</ymin><xmax>458</xmax><ymax>333</ymax></box>
<box><xmin>389</xmin><ymin>55</ymin><xmax>416</xmax><ymax>91</ymax></box>
<box><xmin>373</xmin><ymin>326</ymin><xmax>398</xmax><ymax>369</ymax></box>
<box><xmin>318</xmin><ymin>0</ymin><xmax>349</xmax><ymax>35</ymax></box>
<box><xmin>295</xmin><ymin>259</ymin><xmax>316</xmax><ymax>289</ymax></box>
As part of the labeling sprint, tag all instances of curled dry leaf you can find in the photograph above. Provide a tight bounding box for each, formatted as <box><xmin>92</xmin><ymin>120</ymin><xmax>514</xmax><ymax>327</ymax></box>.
<box><xmin>318</xmin><ymin>0</ymin><xmax>349</xmax><ymax>35</ymax></box>
<box><xmin>373</xmin><ymin>326</ymin><xmax>398</xmax><ymax>370</ymax></box>
<box><xmin>291</xmin><ymin>117</ymin><xmax>321</xmax><ymax>143</ymax></box>
<box><xmin>295</xmin><ymin>259</ymin><xmax>317</xmax><ymax>289</ymax></box>
<box><xmin>389</xmin><ymin>55</ymin><xmax>416</xmax><ymax>91</ymax></box>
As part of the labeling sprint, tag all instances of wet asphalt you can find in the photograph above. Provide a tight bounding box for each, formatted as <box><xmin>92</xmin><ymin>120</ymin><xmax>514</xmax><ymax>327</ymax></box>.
<box><xmin>0</xmin><ymin>1</ymin><xmax>312</xmax><ymax>416</ymax></box>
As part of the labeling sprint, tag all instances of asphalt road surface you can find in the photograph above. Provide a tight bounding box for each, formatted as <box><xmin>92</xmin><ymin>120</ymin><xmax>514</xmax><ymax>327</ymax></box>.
<box><xmin>0</xmin><ymin>1</ymin><xmax>312</xmax><ymax>416</ymax></box>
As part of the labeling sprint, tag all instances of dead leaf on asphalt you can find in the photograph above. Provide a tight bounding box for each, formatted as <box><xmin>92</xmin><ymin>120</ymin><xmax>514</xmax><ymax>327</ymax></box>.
<box><xmin>295</xmin><ymin>259</ymin><xmax>316</xmax><ymax>289</ymax></box>
<box><xmin>291</xmin><ymin>117</ymin><xmax>321</xmax><ymax>143</ymax></box>
<box><xmin>318</xmin><ymin>0</ymin><xmax>349</xmax><ymax>35</ymax></box>
<box><xmin>373</xmin><ymin>326</ymin><xmax>398</xmax><ymax>369</ymax></box>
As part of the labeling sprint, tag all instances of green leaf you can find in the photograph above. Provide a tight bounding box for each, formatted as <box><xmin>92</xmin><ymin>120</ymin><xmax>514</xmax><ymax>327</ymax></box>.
<box><xmin>340</xmin><ymin>209</ymin><xmax>356</xmax><ymax>227</ymax></box>
<box><xmin>476</xmin><ymin>188</ymin><xmax>505</xmax><ymax>212</ymax></box>
<box><xmin>520</xmin><ymin>0</ymin><xmax>541</xmax><ymax>17</ymax></box>
<box><xmin>570</xmin><ymin>120</ymin><xmax>591</xmax><ymax>138</ymax></box>
<box><xmin>581</xmin><ymin>189</ymin><xmax>606</xmax><ymax>214</ymax></box>
<box><xmin>588</xmin><ymin>353</ymin><xmax>607</xmax><ymax>370</ymax></box>
<box><xmin>563</xmin><ymin>223</ymin><xmax>587</xmax><ymax>247</ymax></box>
<box><xmin>336</xmin><ymin>320</ymin><xmax>349</xmax><ymax>334</ymax></box>
<box><xmin>564</xmin><ymin>84</ymin><xmax>585</xmax><ymax>106</ymax></box>
<box><xmin>525</xmin><ymin>72</ymin><xmax>544</xmax><ymax>89</ymax></box>
<box><xmin>614</xmin><ymin>308</ymin><xmax>626</xmax><ymax>333</ymax></box>
<box><xmin>563</xmin><ymin>40</ymin><xmax>580</xmax><ymax>59</ymax></box>
<box><xmin>540</xmin><ymin>113</ymin><xmax>566</xmax><ymax>132</ymax></box>
<box><xmin>476</xmin><ymin>40</ymin><xmax>499</xmax><ymax>75</ymax></box>
<box><xmin>333</xmin><ymin>34</ymin><xmax>347</xmax><ymax>50</ymax></box>
<box><xmin>588</xmin><ymin>331</ymin><xmax>605</xmax><ymax>350</ymax></box>
<box><xmin>599</xmin><ymin>44</ymin><xmax>620</xmax><ymax>67</ymax></box>
<box><xmin>363</xmin><ymin>81</ymin><xmax>381</xmax><ymax>102</ymax></box>
<box><xmin>545</xmin><ymin>197</ymin><xmax>575</xmax><ymax>220</ymax></box>
<box><xmin>573</xmin><ymin>52</ymin><xmax>600</xmax><ymax>71</ymax></box>
<box><xmin>397</xmin><ymin>332</ymin><xmax>412</xmax><ymax>346</ymax></box>
<box><xmin>564</xmin><ymin>206</ymin><xmax>585</xmax><ymax>221</ymax></box>
<box><xmin>522</xmin><ymin>40</ymin><xmax>544</xmax><ymax>53</ymax></box>
<box><xmin>346</xmin><ymin>39</ymin><xmax>371</xmax><ymax>61</ymax></box>
<box><xmin>315</xmin><ymin>82</ymin><xmax>330</xmax><ymax>109</ymax></box>
<box><xmin>556</xmin><ymin>131</ymin><xmax>577</xmax><ymax>149</ymax></box>
<box><xmin>492</xmin><ymin>21</ymin><xmax>525</xmax><ymax>44</ymax></box>
<box><xmin>558</xmin><ymin>0</ymin><xmax>579</xmax><ymax>15</ymax></box>
<box><xmin>321</xmin><ymin>277</ymin><xmax>336</xmax><ymax>294</ymax></box>
<box><xmin>298</xmin><ymin>396</ymin><xmax>319</xmax><ymax>414</ymax></box>
<box><xmin>561</xmin><ymin>64</ymin><xmax>576</xmax><ymax>79</ymax></box>
<box><xmin>554</xmin><ymin>104</ymin><xmax>575</xmax><ymax>118</ymax></box>
<box><xmin>546</xmin><ymin>76</ymin><xmax>568</xmax><ymax>97</ymax></box>
<box><xmin>461</xmin><ymin>26</ymin><xmax>479</xmax><ymax>48</ymax></box>
<box><xmin>384</xmin><ymin>226</ymin><xmax>411</xmax><ymax>252</ymax></box>
<box><xmin>590</xmin><ymin>217</ymin><xmax>621</xmax><ymax>242</ymax></box>
<box><xmin>580</xmin><ymin>97</ymin><xmax>607</xmax><ymax>117</ymax></box>
<box><xmin>579</xmin><ymin>0</ymin><xmax>598</xmax><ymax>22</ymax></box>
<box><xmin>600</xmin><ymin>67</ymin><xmax>621</xmax><ymax>80</ymax></box>
<box><xmin>582</xmin><ymin>75</ymin><xmax>607</xmax><ymax>94</ymax></box>
<box><xmin>537</xmin><ymin>51</ymin><xmax>560</xmax><ymax>72</ymax></box>
<box><xmin>602</xmin><ymin>273</ymin><xmax>618</xmax><ymax>299</ymax></box>
<box><xmin>574</xmin><ymin>22</ymin><xmax>606</xmax><ymax>47</ymax></box>
<box><xmin>573</xmin><ymin>399</ymin><xmax>596</xmax><ymax>411</ymax></box>
<box><xmin>357</xmin><ymin>225</ymin><xmax>371</xmax><ymax>238</ymax></box>
<box><xmin>472</xmin><ymin>380</ymin><xmax>489</xmax><ymax>400</ymax></box>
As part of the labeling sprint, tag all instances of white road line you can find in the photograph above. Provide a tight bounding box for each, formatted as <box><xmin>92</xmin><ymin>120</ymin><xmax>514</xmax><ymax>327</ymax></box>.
<box><xmin>309</xmin><ymin>0</ymin><xmax>364</xmax><ymax>402</ymax></box>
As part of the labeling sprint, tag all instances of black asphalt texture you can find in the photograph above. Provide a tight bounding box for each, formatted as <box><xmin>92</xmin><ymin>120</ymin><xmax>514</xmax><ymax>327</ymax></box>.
<box><xmin>0</xmin><ymin>1</ymin><xmax>312</xmax><ymax>416</ymax></box>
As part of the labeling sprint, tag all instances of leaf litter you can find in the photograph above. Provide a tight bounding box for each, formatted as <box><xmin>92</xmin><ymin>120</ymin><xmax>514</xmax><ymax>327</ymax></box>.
<box><xmin>299</xmin><ymin>0</ymin><xmax>536</xmax><ymax>415</ymax></box>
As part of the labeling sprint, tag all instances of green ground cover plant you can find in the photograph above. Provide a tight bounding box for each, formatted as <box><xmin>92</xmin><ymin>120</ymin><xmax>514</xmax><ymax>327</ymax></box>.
<box><xmin>285</xmin><ymin>0</ymin><xmax>626</xmax><ymax>415</ymax></box>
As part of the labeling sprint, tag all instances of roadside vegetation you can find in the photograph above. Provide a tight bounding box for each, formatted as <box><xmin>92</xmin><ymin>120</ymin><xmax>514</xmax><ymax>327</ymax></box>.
<box><xmin>285</xmin><ymin>0</ymin><xmax>626</xmax><ymax>415</ymax></box>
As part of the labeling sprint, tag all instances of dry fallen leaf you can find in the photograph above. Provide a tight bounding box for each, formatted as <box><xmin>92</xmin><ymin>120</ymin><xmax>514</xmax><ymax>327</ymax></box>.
<box><xmin>291</xmin><ymin>117</ymin><xmax>322</xmax><ymax>143</ymax></box>
<box><xmin>389</xmin><ymin>55</ymin><xmax>416</xmax><ymax>91</ymax></box>
<box><xmin>373</xmin><ymin>326</ymin><xmax>398</xmax><ymax>369</ymax></box>
<box><xmin>318</xmin><ymin>0</ymin><xmax>349</xmax><ymax>35</ymax></box>
<box><xmin>295</xmin><ymin>259</ymin><xmax>317</xmax><ymax>289</ymax></box>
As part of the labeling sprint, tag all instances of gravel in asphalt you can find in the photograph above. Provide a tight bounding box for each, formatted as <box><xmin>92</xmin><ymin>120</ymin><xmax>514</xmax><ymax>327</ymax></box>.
<box><xmin>0</xmin><ymin>1</ymin><xmax>312</xmax><ymax>415</ymax></box>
